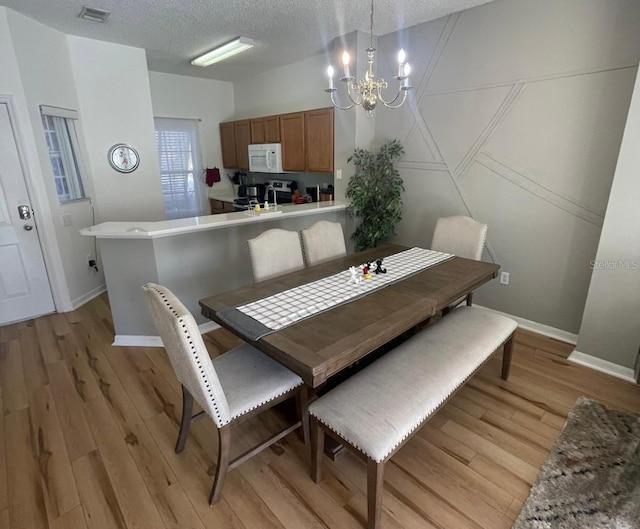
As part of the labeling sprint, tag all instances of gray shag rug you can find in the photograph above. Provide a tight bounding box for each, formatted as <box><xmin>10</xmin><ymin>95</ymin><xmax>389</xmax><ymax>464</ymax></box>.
<box><xmin>513</xmin><ymin>396</ymin><xmax>640</xmax><ymax>529</ymax></box>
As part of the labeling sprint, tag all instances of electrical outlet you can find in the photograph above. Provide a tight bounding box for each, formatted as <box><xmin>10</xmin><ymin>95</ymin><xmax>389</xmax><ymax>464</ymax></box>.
<box><xmin>499</xmin><ymin>271</ymin><xmax>510</xmax><ymax>285</ymax></box>
<box><xmin>336</xmin><ymin>169</ymin><xmax>342</xmax><ymax>180</ymax></box>
<box><xmin>61</xmin><ymin>213</ymin><xmax>72</xmax><ymax>227</ymax></box>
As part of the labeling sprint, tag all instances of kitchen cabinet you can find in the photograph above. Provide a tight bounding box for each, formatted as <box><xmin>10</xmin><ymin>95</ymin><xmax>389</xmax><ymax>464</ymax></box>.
<box><xmin>280</xmin><ymin>112</ymin><xmax>306</xmax><ymax>172</ymax></box>
<box><xmin>219</xmin><ymin>107</ymin><xmax>332</xmax><ymax>172</ymax></box>
<box><xmin>250</xmin><ymin>118</ymin><xmax>265</xmax><ymax>144</ymax></box>
<box><xmin>305</xmin><ymin>107</ymin><xmax>334</xmax><ymax>173</ymax></box>
<box><xmin>219</xmin><ymin>122</ymin><xmax>237</xmax><ymax>168</ymax></box>
<box><xmin>234</xmin><ymin>120</ymin><xmax>251</xmax><ymax>170</ymax></box>
<box><xmin>209</xmin><ymin>199</ymin><xmax>235</xmax><ymax>215</ymax></box>
<box><xmin>220</xmin><ymin>120</ymin><xmax>250</xmax><ymax>169</ymax></box>
<box><xmin>264</xmin><ymin>115</ymin><xmax>280</xmax><ymax>142</ymax></box>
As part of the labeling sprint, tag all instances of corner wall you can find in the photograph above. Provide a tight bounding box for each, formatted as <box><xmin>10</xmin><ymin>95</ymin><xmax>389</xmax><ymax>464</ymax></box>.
<box><xmin>576</xmin><ymin>65</ymin><xmax>640</xmax><ymax>369</ymax></box>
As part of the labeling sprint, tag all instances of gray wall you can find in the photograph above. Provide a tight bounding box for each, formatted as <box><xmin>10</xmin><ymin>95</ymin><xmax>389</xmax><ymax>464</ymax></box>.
<box><xmin>373</xmin><ymin>0</ymin><xmax>640</xmax><ymax>334</ymax></box>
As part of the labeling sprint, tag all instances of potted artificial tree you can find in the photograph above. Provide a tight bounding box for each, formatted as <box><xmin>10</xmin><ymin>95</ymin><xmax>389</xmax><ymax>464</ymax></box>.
<box><xmin>346</xmin><ymin>139</ymin><xmax>405</xmax><ymax>250</ymax></box>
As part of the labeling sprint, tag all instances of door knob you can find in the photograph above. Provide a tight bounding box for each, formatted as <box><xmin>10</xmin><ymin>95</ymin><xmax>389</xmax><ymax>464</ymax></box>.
<box><xmin>18</xmin><ymin>204</ymin><xmax>31</xmax><ymax>220</ymax></box>
<box><xmin>23</xmin><ymin>224</ymin><xmax>34</xmax><ymax>231</ymax></box>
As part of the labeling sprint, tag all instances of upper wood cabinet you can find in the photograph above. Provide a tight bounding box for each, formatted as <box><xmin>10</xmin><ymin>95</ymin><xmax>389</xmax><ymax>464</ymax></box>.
<box><xmin>219</xmin><ymin>107</ymin><xmax>333</xmax><ymax>172</ymax></box>
<box><xmin>264</xmin><ymin>115</ymin><xmax>280</xmax><ymax>143</ymax></box>
<box><xmin>280</xmin><ymin>112</ymin><xmax>306</xmax><ymax>172</ymax></box>
<box><xmin>234</xmin><ymin>120</ymin><xmax>251</xmax><ymax>170</ymax></box>
<box><xmin>219</xmin><ymin>121</ymin><xmax>237</xmax><ymax>168</ymax></box>
<box><xmin>305</xmin><ymin>108</ymin><xmax>334</xmax><ymax>173</ymax></box>
<box><xmin>250</xmin><ymin>118</ymin><xmax>266</xmax><ymax>144</ymax></box>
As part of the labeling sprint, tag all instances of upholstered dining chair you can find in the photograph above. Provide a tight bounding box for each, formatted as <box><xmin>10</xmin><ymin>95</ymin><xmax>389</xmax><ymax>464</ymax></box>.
<box><xmin>247</xmin><ymin>228</ymin><xmax>305</xmax><ymax>282</ymax></box>
<box><xmin>301</xmin><ymin>220</ymin><xmax>347</xmax><ymax>266</ymax></box>
<box><xmin>431</xmin><ymin>215</ymin><xmax>488</xmax><ymax>308</ymax></box>
<box><xmin>142</xmin><ymin>282</ymin><xmax>308</xmax><ymax>504</ymax></box>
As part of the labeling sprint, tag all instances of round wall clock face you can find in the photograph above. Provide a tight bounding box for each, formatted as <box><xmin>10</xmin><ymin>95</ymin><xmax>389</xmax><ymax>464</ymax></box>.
<box><xmin>108</xmin><ymin>143</ymin><xmax>140</xmax><ymax>173</ymax></box>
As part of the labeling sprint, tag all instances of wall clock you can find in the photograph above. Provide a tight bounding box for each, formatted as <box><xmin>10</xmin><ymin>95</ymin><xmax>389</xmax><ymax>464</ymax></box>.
<box><xmin>108</xmin><ymin>143</ymin><xmax>140</xmax><ymax>173</ymax></box>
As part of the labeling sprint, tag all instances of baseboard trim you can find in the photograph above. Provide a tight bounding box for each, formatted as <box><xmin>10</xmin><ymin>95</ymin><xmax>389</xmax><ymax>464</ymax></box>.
<box><xmin>112</xmin><ymin>321</ymin><xmax>220</xmax><ymax>347</ymax></box>
<box><xmin>71</xmin><ymin>284</ymin><xmax>107</xmax><ymax>310</ymax></box>
<box><xmin>473</xmin><ymin>304</ymin><xmax>578</xmax><ymax>344</ymax></box>
<box><xmin>568</xmin><ymin>350</ymin><xmax>637</xmax><ymax>383</ymax></box>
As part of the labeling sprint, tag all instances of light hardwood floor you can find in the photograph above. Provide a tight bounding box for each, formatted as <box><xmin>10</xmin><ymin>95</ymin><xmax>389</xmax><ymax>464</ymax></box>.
<box><xmin>1</xmin><ymin>293</ymin><xmax>639</xmax><ymax>529</ymax></box>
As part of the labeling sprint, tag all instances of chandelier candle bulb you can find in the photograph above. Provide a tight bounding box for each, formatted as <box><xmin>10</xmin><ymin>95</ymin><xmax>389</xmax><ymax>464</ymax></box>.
<box><xmin>403</xmin><ymin>64</ymin><xmax>411</xmax><ymax>88</ymax></box>
<box><xmin>342</xmin><ymin>51</ymin><xmax>351</xmax><ymax>79</ymax></box>
<box><xmin>397</xmin><ymin>49</ymin><xmax>405</xmax><ymax>77</ymax></box>
<box><xmin>327</xmin><ymin>65</ymin><xmax>335</xmax><ymax>90</ymax></box>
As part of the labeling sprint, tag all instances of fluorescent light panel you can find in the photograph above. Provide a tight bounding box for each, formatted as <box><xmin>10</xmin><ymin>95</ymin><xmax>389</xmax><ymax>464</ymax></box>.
<box><xmin>191</xmin><ymin>37</ymin><xmax>255</xmax><ymax>67</ymax></box>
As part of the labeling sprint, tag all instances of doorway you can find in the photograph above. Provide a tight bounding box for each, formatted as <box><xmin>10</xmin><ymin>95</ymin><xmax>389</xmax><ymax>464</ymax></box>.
<box><xmin>0</xmin><ymin>100</ymin><xmax>55</xmax><ymax>325</ymax></box>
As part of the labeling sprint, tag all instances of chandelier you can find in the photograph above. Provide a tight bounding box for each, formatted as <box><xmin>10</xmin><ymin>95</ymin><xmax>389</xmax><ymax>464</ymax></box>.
<box><xmin>325</xmin><ymin>0</ymin><xmax>411</xmax><ymax>117</ymax></box>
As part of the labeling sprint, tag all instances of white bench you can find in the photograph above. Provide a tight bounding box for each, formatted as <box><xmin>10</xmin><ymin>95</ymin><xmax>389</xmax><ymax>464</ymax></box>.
<box><xmin>308</xmin><ymin>306</ymin><xmax>518</xmax><ymax>529</ymax></box>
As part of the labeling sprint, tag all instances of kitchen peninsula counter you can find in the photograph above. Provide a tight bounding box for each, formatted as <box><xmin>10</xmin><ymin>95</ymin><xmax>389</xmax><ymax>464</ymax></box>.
<box><xmin>81</xmin><ymin>202</ymin><xmax>350</xmax><ymax>345</ymax></box>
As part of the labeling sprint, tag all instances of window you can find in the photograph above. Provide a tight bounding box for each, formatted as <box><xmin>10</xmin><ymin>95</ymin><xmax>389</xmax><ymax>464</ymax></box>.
<box><xmin>154</xmin><ymin>118</ymin><xmax>205</xmax><ymax>219</ymax></box>
<box><xmin>40</xmin><ymin>105</ymin><xmax>87</xmax><ymax>202</ymax></box>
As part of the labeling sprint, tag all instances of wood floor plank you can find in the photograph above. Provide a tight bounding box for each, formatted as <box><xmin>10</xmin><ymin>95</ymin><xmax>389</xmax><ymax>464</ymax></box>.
<box><xmin>51</xmin><ymin>505</ymin><xmax>88</xmax><ymax>529</ymax></box>
<box><xmin>482</xmin><ymin>410</ymin><xmax>556</xmax><ymax>451</ymax></box>
<box><xmin>29</xmin><ymin>385</ymin><xmax>80</xmax><ymax>521</ymax></box>
<box><xmin>415</xmin><ymin>422</ymin><xmax>477</xmax><ymax>464</ymax></box>
<box><xmin>34</xmin><ymin>318</ymin><xmax>63</xmax><ymax>365</ymax></box>
<box><xmin>72</xmin><ymin>451</ymin><xmax>128</xmax><ymax>529</ymax></box>
<box><xmin>1</xmin><ymin>340</ymin><xmax>28</xmax><ymax>414</ymax></box>
<box><xmin>83</xmin><ymin>396</ymin><xmax>167</xmax><ymax>529</ymax></box>
<box><xmin>153</xmin><ymin>482</ymin><xmax>206</xmax><ymax>529</ymax></box>
<box><xmin>55</xmin><ymin>330</ymin><xmax>101</xmax><ymax>403</ymax></box>
<box><xmin>18</xmin><ymin>321</ymin><xmax>49</xmax><ymax>395</ymax></box>
<box><xmin>468</xmin><ymin>454</ymin><xmax>531</xmax><ymax>502</ymax></box>
<box><xmin>440</xmin><ymin>420</ymin><xmax>539</xmax><ymax>484</ymax></box>
<box><xmin>46</xmin><ymin>361</ymin><xmax>96</xmax><ymax>462</ymax></box>
<box><xmin>5</xmin><ymin>408</ymin><xmax>49</xmax><ymax>529</ymax></box>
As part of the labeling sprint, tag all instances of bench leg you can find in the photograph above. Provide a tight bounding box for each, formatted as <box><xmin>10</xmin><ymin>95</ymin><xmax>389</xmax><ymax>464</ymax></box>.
<box><xmin>466</xmin><ymin>292</ymin><xmax>474</xmax><ymax>306</ymax></box>
<box><xmin>367</xmin><ymin>460</ymin><xmax>385</xmax><ymax>529</ymax></box>
<box><xmin>501</xmin><ymin>335</ymin><xmax>514</xmax><ymax>380</ymax></box>
<box><xmin>310</xmin><ymin>416</ymin><xmax>324</xmax><ymax>483</ymax></box>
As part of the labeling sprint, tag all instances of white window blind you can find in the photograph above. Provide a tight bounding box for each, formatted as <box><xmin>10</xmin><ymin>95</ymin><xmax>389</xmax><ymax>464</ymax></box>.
<box><xmin>154</xmin><ymin>118</ymin><xmax>205</xmax><ymax>219</ymax></box>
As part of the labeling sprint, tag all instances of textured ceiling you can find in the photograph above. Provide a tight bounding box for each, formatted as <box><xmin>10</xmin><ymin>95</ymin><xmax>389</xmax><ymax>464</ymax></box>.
<box><xmin>0</xmin><ymin>0</ymin><xmax>494</xmax><ymax>82</ymax></box>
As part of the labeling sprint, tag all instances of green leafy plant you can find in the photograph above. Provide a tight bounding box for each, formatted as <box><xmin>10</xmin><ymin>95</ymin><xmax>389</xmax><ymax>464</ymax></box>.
<box><xmin>346</xmin><ymin>139</ymin><xmax>405</xmax><ymax>250</ymax></box>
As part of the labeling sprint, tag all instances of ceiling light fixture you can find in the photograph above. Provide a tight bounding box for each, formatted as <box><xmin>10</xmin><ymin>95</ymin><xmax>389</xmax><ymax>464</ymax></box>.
<box><xmin>325</xmin><ymin>0</ymin><xmax>411</xmax><ymax>116</ymax></box>
<box><xmin>78</xmin><ymin>5</ymin><xmax>110</xmax><ymax>22</ymax></box>
<box><xmin>191</xmin><ymin>37</ymin><xmax>255</xmax><ymax>67</ymax></box>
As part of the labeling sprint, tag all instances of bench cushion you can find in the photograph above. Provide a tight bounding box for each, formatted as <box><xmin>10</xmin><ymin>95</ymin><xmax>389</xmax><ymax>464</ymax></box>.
<box><xmin>308</xmin><ymin>307</ymin><xmax>517</xmax><ymax>462</ymax></box>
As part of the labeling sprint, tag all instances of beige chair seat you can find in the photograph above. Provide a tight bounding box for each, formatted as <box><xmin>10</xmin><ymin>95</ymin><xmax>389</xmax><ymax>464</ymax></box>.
<box><xmin>214</xmin><ymin>343</ymin><xmax>303</xmax><ymax>420</ymax></box>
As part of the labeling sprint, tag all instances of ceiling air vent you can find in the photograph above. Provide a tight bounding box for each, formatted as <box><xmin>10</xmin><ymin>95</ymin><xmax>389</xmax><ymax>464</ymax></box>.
<box><xmin>78</xmin><ymin>6</ymin><xmax>111</xmax><ymax>22</ymax></box>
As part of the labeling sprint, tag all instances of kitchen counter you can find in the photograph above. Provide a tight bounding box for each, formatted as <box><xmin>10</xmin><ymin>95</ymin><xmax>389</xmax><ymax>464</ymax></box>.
<box><xmin>80</xmin><ymin>201</ymin><xmax>347</xmax><ymax>239</ymax></box>
<box><xmin>81</xmin><ymin>201</ymin><xmax>351</xmax><ymax>345</ymax></box>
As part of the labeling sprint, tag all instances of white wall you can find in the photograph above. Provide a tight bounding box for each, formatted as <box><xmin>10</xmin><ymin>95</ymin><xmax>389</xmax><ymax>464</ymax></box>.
<box><xmin>5</xmin><ymin>9</ymin><xmax>102</xmax><ymax>310</ymax></box>
<box><xmin>374</xmin><ymin>0</ymin><xmax>640</xmax><ymax>336</ymax></box>
<box><xmin>148</xmin><ymin>72</ymin><xmax>235</xmax><ymax>194</ymax></box>
<box><xmin>576</xmin><ymin>65</ymin><xmax>640</xmax><ymax>369</ymax></box>
<box><xmin>67</xmin><ymin>36</ymin><xmax>165</xmax><ymax>223</ymax></box>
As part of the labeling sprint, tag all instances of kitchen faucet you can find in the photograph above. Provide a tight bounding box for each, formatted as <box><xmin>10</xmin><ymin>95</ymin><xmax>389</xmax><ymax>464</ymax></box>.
<box><xmin>266</xmin><ymin>184</ymin><xmax>277</xmax><ymax>208</ymax></box>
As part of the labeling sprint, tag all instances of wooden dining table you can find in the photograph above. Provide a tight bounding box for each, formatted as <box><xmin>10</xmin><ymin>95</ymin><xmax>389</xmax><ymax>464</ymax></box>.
<box><xmin>199</xmin><ymin>244</ymin><xmax>500</xmax><ymax>390</ymax></box>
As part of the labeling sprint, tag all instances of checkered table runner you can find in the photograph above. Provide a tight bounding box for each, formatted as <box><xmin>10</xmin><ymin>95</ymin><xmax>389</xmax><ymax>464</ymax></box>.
<box><xmin>218</xmin><ymin>247</ymin><xmax>452</xmax><ymax>341</ymax></box>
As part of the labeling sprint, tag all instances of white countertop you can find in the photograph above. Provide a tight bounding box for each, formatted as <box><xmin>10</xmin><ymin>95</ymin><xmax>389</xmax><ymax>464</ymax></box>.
<box><xmin>80</xmin><ymin>201</ymin><xmax>347</xmax><ymax>239</ymax></box>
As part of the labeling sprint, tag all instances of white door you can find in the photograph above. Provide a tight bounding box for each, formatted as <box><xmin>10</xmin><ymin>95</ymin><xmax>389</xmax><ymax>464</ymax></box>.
<box><xmin>0</xmin><ymin>102</ymin><xmax>55</xmax><ymax>324</ymax></box>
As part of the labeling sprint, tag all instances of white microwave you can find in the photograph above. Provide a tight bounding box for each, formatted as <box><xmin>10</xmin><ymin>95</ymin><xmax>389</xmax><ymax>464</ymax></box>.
<box><xmin>248</xmin><ymin>143</ymin><xmax>283</xmax><ymax>173</ymax></box>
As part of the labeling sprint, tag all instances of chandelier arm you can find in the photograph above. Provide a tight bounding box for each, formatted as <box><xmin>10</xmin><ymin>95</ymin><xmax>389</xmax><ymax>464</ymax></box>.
<box><xmin>329</xmin><ymin>90</ymin><xmax>356</xmax><ymax>111</ymax></box>
<box><xmin>345</xmin><ymin>81</ymin><xmax>363</xmax><ymax>106</ymax></box>
<box><xmin>380</xmin><ymin>89</ymin><xmax>408</xmax><ymax>109</ymax></box>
